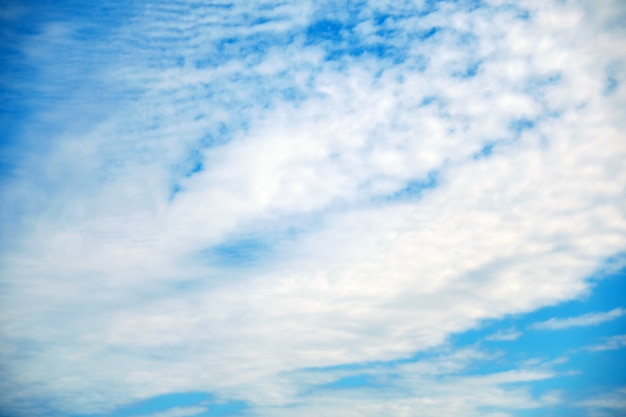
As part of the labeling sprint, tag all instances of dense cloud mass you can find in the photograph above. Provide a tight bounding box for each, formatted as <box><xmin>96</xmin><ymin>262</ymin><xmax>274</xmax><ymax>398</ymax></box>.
<box><xmin>1</xmin><ymin>0</ymin><xmax>625</xmax><ymax>416</ymax></box>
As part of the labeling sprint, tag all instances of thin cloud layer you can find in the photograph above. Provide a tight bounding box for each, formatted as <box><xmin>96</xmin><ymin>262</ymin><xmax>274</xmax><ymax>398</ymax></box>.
<box><xmin>585</xmin><ymin>334</ymin><xmax>626</xmax><ymax>352</ymax></box>
<box><xmin>0</xmin><ymin>0</ymin><xmax>625</xmax><ymax>416</ymax></box>
<box><xmin>531</xmin><ymin>308</ymin><xmax>626</xmax><ymax>330</ymax></box>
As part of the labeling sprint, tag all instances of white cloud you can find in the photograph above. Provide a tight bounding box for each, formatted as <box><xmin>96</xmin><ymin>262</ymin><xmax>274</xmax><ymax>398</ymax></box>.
<box><xmin>577</xmin><ymin>387</ymin><xmax>626</xmax><ymax>416</ymax></box>
<box><xmin>250</xmin><ymin>348</ymin><xmax>563</xmax><ymax>417</ymax></box>
<box><xmin>585</xmin><ymin>334</ymin><xmax>626</xmax><ymax>352</ymax></box>
<box><xmin>486</xmin><ymin>329</ymin><xmax>523</xmax><ymax>342</ymax></box>
<box><xmin>0</xmin><ymin>0</ymin><xmax>625</xmax><ymax>416</ymax></box>
<box><xmin>530</xmin><ymin>308</ymin><xmax>626</xmax><ymax>330</ymax></box>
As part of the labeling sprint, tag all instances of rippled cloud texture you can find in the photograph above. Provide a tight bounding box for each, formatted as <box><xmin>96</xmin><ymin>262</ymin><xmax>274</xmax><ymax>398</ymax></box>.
<box><xmin>1</xmin><ymin>0</ymin><xmax>625</xmax><ymax>416</ymax></box>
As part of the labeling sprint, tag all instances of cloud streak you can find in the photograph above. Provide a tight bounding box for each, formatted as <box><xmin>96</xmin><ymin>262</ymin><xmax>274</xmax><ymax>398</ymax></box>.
<box><xmin>530</xmin><ymin>308</ymin><xmax>626</xmax><ymax>330</ymax></box>
<box><xmin>585</xmin><ymin>334</ymin><xmax>626</xmax><ymax>352</ymax></box>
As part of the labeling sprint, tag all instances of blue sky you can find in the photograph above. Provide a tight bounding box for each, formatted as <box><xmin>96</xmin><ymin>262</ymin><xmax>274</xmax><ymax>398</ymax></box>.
<box><xmin>1</xmin><ymin>0</ymin><xmax>625</xmax><ymax>416</ymax></box>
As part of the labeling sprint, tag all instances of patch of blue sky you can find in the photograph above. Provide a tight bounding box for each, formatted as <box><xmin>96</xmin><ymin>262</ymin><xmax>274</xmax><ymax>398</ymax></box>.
<box><xmin>198</xmin><ymin>74</ymin><xmax>300</xmax><ymax>118</ymax></box>
<box><xmin>0</xmin><ymin>12</ymin><xmax>53</xmax><ymax>141</ymax></box>
<box><xmin>4</xmin><ymin>0</ymin><xmax>138</xmax><ymax>31</ymax></box>
<box><xmin>509</xmin><ymin>117</ymin><xmax>536</xmax><ymax>134</ymax></box>
<box><xmin>193</xmin><ymin>2</ymin><xmax>234</xmax><ymax>11</ymax></box>
<box><xmin>495</xmin><ymin>3</ymin><xmax>532</xmax><ymax>21</ymax></box>
<box><xmin>195</xmin><ymin>34</ymin><xmax>278</xmax><ymax>68</ymax></box>
<box><xmin>478</xmin><ymin>405</ymin><xmax>575</xmax><ymax>417</ymax></box>
<box><xmin>472</xmin><ymin>117</ymin><xmax>536</xmax><ymax>159</ymax></box>
<box><xmin>100</xmin><ymin>392</ymin><xmax>211</xmax><ymax>417</ymax></box>
<box><xmin>174</xmin><ymin>148</ymin><xmax>204</xmax><ymax>178</ymax></box>
<box><xmin>304</xmin><ymin>14</ymin><xmax>408</xmax><ymax>64</ymax></box>
<box><xmin>388</xmin><ymin>171</ymin><xmax>439</xmax><ymax>201</ymax></box>
<box><xmin>401</xmin><ymin>0</ymin><xmax>441</xmax><ymax>16</ymax></box>
<box><xmin>445</xmin><ymin>260</ymin><xmax>626</xmax><ymax>409</ymax></box>
<box><xmin>473</xmin><ymin>141</ymin><xmax>498</xmax><ymax>159</ymax></box>
<box><xmin>305</xmin><ymin>19</ymin><xmax>345</xmax><ymax>44</ymax></box>
<box><xmin>372</xmin><ymin>12</ymin><xmax>393</xmax><ymax>26</ymax></box>
<box><xmin>325</xmin><ymin>44</ymin><xmax>405</xmax><ymax>63</ymax></box>
<box><xmin>281</xmin><ymin>261</ymin><xmax>624</xmax><ymax>414</ymax></box>
<box><xmin>525</xmin><ymin>72</ymin><xmax>563</xmax><ymax>97</ymax></box>
<box><xmin>168</xmin><ymin>113</ymin><xmax>282</xmax><ymax>198</ymax></box>
<box><xmin>187</xmin><ymin>208</ymin><xmax>327</xmax><ymax>271</ymax></box>
<box><xmin>604</xmin><ymin>74</ymin><xmax>619</xmax><ymax>95</ymax></box>
<box><xmin>410</xmin><ymin>0</ymin><xmax>485</xmax><ymax>15</ymax></box>
<box><xmin>400</xmin><ymin>53</ymin><xmax>430</xmax><ymax>72</ymax></box>
<box><xmin>122</xmin><ymin>6</ymin><xmax>304</xmax><ymax>82</ymax></box>
<box><xmin>169</xmin><ymin>152</ymin><xmax>204</xmax><ymax>199</ymax></box>
<box><xmin>420</xmin><ymin>95</ymin><xmax>440</xmax><ymax>107</ymax></box>
<box><xmin>452</xmin><ymin>259</ymin><xmax>626</xmax><ymax>350</ymax></box>
<box><xmin>321</xmin><ymin>373</ymin><xmax>374</xmax><ymax>389</ymax></box>
<box><xmin>0</xmin><ymin>0</ymin><xmax>138</xmax><ymax>77</ymax></box>
<box><xmin>481</xmin><ymin>349</ymin><xmax>626</xmax><ymax>417</ymax></box>
<box><xmin>183</xmin><ymin>5</ymin><xmax>301</xmax><ymax>60</ymax></box>
<box><xmin>300</xmin><ymin>342</ymin><xmax>456</xmax><ymax>380</ymax></box>
<box><xmin>565</xmin><ymin>347</ymin><xmax>626</xmax><ymax>391</ymax></box>
<box><xmin>603</xmin><ymin>61</ymin><xmax>623</xmax><ymax>96</ymax></box>
<box><xmin>451</xmin><ymin>0</ymin><xmax>485</xmax><ymax>13</ymax></box>
<box><xmin>456</xmin><ymin>29</ymin><xmax>480</xmax><ymax>47</ymax></box>
<box><xmin>198</xmin><ymin>234</ymin><xmax>282</xmax><ymax>270</ymax></box>
<box><xmin>361</xmin><ymin>172</ymin><xmax>440</xmax><ymax>206</ymax></box>
<box><xmin>0</xmin><ymin>400</ymin><xmax>54</xmax><ymax>417</ymax></box>
<box><xmin>0</xmin><ymin>101</ymin><xmax>29</xmax><ymax>179</ymax></box>
<box><xmin>73</xmin><ymin>392</ymin><xmax>248</xmax><ymax>417</ymax></box>
<box><xmin>304</xmin><ymin>3</ymin><xmax>479</xmax><ymax>66</ymax></box>
<box><xmin>452</xmin><ymin>60</ymin><xmax>482</xmax><ymax>79</ymax></box>
<box><xmin>279</xmin><ymin>85</ymin><xmax>308</xmax><ymax>102</ymax></box>
<box><xmin>201</xmin><ymin>402</ymin><xmax>247</xmax><ymax>417</ymax></box>
<box><xmin>411</xmin><ymin>26</ymin><xmax>441</xmax><ymax>41</ymax></box>
<box><xmin>0</xmin><ymin>0</ymin><xmax>144</xmax><ymax>181</ymax></box>
<box><xmin>296</xmin><ymin>364</ymin><xmax>415</xmax><ymax>399</ymax></box>
<box><xmin>294</xmin><ymin>373</ymin><xmax>402</xmax><ymax>403</ymax></box>
<box><xmin>169</xmin><ymin>73</ymin><xmax>307</xmax><ymax>196</ymax></box>
<box><xmin>212</xmin><ymin>238</ymin><xmax>273</xmax><ymax>267</ymax></box>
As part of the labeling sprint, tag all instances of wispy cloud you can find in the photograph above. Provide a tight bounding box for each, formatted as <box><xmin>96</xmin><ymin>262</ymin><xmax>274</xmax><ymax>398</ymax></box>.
<box><xmin>485</xmin><ymin>329</ymin><xmax>523</xmax><ymax>342</ymax></box>
<box><xmin>250</xmin><ymin>347</ymin><xmax>563</xmax><ymax>417</ymax></box>
<box><xmin>576</xmin><ymin>386</ymin><xmax>626</xmax><ymax>416</ymax></box>
<box><xmin>530</xmin><ymin>308</ymin><xmax>626</xmax><ymax>330</ymax></box>
<box><xmin>139</xmin><ymin>406</ymin><xmax>208</xmax><ymax>417</ymax></box>
<box><xmin>585</xmin><ymin>334</ymin><xmax>626</xmax><ymax>352</ymax></box>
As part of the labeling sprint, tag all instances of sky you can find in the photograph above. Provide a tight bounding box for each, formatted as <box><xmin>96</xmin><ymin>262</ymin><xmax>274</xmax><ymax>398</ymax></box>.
<box><xmin>0</xmin><ymin>0</ymin><xmax>625</xmax><ymax>416</ymax></box>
